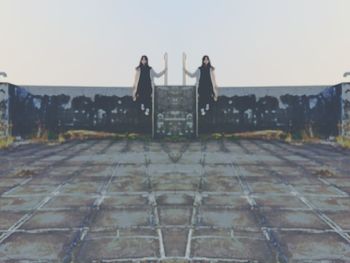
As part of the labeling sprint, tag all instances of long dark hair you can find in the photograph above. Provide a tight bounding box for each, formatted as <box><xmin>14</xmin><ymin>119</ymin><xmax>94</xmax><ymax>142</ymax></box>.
<box><xmin>136</xmin><ymin>55</ymin><xmax>151</xmax><ymax>70</ymax></box>
<box><xmin>199</xmin><ymin>55</ymin><xmax>215</xmax><ymax>70</ymax></box>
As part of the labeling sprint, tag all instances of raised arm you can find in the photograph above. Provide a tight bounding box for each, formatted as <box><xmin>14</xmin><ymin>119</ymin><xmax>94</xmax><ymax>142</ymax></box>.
<box><xmin>185</xmin><ymin>68</ymin><xmax>199</xmax><ymax>78</ymax></box>
<box><xmin>211</xmin><ymin>68</ymin><xmax>219</xmax><ymax>100</ymax></box>
<box><xmin>132</xmin><ymin>69</ymin><xmax>140</xmax><ymax>100</ymax></box>
<box><xmin>151</xmin><ymin>68</ymin><xmax>167</xmax><ymax>78</ymax></box>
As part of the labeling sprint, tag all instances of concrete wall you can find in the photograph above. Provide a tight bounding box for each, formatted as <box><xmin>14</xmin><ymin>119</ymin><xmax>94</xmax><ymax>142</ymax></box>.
<box><xmin>2</xmin><ymin>82</ymin><xmax>347</xmax><ymax>139</ymax></box>
<box><xmin>341</xmin><ymin>82</ymin><xmax>350</xmax><ymax>137</ymax></box>
<box><xmin>7</xmin><ymin>84</ymin><xmax>147</xmax><ymax>139</ymax></box>
<box><xmin>0</xmin><ymin>83</ymin><xmax>10</xmax><ymax>138</ymax></box>
<box><xmin>201</xmin><ymin>84</ymin><xmax>343</xmax><ymax>138</ymax></box>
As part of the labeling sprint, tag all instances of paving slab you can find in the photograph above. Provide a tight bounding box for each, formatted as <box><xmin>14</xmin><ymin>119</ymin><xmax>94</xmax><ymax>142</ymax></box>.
<box><xmin>276</xmin><ymin>231</ymin><xmax>350</xmax><ymax>262</ymax></box>
<box><xmin>0</xmin><ymin>138</ymin><xmax>349</xmax><ymax>262</ymax></box>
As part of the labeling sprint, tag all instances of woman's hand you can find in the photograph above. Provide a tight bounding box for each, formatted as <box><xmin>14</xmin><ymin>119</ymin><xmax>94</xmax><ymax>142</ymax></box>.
<box><xmin>132</xmin><ymin>91</ymin><xmax>137</xmax><ymax>101</ymax></box>
<box><xmin>160</xmin><ymin>68</ymin><xmax>167</xmax><ymax>76</ymax></box>
<box><xmin>213</xmin><ymin>87</ymin><xmax>218</xmax><ymax>101</ymax></box>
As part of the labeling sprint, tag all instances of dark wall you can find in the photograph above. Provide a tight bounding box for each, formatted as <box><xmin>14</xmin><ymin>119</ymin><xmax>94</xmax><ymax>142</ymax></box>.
<box><xmin>341</xmin><ymin>83</ymin><xmax>350</xmax><ymax>137</ymax></box>
<box><xmin>8</xmin><ymin>85</ymin><xmax>150</xmax><ymax>139</ymax></box>
<box><xmin>0</xmin><ymin>83</ymin><xmax>10</xmax><ymax>138</ymax></box>
<box><xmin>3</xmin><ymin>83</ymin><xmax>346</xmax><ymax>139</ymax></box>
<box><xmin>200</xmin><ymin>85</ymin><xmax>343</xmax><ymax>138</ymax></box>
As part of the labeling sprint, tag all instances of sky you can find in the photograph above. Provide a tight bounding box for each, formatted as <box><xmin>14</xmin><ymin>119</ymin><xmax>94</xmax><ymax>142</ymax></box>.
<box><xmin>0</xmin><ymin>0</ymin><xmax>350</xmax><ymax>87</ymax></box>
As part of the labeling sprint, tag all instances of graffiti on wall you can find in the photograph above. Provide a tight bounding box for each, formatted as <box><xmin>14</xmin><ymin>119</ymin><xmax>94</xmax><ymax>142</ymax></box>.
<box><xmin>5</xmin><ymin>83</ymin><xmax>346</xmax><ymax>139</ymax></box>
<box><xmin>9</xmin><ymin>85</ymin><xmax>149</xmax><ymax>138</ymax></box>
<box><xmin>341</xmin><ymin>83</ymin><xmax>350</xmax><ymax>137</ymax></box>
<box><xmin>199</xmin><ymin>85</ymin><xmax>342</xmax><ymax>138</ymax></box>
<box><xmin>0</xmin><ymin>83</ymin><xmax>9</xmax><ymax>138</ymax></box>
<box><xmin>154</xmin><ymin>85</ymin><xmax>197</xmax><ymax>138</ymax></box>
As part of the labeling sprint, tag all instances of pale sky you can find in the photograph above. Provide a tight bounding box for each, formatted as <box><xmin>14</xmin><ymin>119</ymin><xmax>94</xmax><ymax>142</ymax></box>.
<box><xmin>1</xmin><ymin>0</ymin><xmax>350</xmax><ymax>87</ymax></box>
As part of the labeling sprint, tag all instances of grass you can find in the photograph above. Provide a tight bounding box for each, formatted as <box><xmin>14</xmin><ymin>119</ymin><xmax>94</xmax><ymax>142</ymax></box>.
<box><xmin>212</xmin><ymin>130</ymin><xmax>289</xmax><ymax>141</ymax></box>
<box><xmin>61</xmin><ymin>130</ymin><xmax>126</xmax><ymax>141</ymax></box>
<box><xmin>11</xmin><ymin>169</ymin><xmax>37</xmax><ymax>178</ymax></box>
<box><xmin>0</xmin><ymin>136</ymin><xmax>14</xmax><ymax>149</ymax></box>
<box><xmin>207</xmin><ymin>129</ymin><xmax>334</xmax><ymax>146</ymax></box>
<box><xmin>59</xmin><ymin>130</ymin><xmax>153</xmax><ymax>142</ymax></box>
<box><xmin>336</xmin><ymin>136</ymin><xmax>350</xmax><ymax>149</ymax></box>
<box><xmin>32</xmin><ymin>129</ymin><xmax>327</xmax><ymax>144</ymax></box>
<box><xmin>3</xmin><ymin>128</ymin><xmax>349</xmax><ymax>150</ymax></box>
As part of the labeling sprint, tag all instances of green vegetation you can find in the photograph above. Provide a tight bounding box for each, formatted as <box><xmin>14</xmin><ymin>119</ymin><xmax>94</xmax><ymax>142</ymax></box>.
<box><xmin>0</xmin><ymin>136</ymin><xmax>14</xmax><ymax>149</ymax></box>
<box><xmin>336</xmin><ymin>136</ymin><xmax>350</xmax><ymax>149</ymax></box>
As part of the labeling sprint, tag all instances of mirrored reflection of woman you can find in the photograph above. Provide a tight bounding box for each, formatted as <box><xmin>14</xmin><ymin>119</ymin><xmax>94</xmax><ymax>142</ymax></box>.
<box><xmin>185</xmin><ymin>55</ymin><xmax>218</xmax><ymax>116</ymax></box>
<box><xmin>132</xmin><ymin>55</ymin><xmax>167</xmax><ymax>116</ymax></box>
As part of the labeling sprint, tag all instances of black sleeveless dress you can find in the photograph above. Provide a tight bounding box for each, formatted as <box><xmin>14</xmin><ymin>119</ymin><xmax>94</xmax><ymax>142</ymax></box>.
<box><xmin>198</xmin><ymin>65</ymin><xmax>215</xmax><ymax>108</ymax></box>
<box><xmin>136</xmin><ymin>65</ymin><xmax>152</xmax><ymax>109</ymax></box>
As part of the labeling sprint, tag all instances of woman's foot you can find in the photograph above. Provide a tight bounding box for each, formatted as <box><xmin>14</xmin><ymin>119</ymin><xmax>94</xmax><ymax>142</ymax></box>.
<box><xmin>141</xmin><ymin>104</ymin><xmax>145</xmax><ymax>111</ymax></box>
<box><xmin>201</xmin><ymin>108</ymin><xmax>206</xmax><ymax>115</ymax></box>
<box><xmin>205</xmin><ymin>104</ymin><xmax>209</xmax><ymax>110</ymax></box>
<box><xmin>145</xmin><ymin>108</ymin><xmax>150</xmax><ymax>115</ymax></box>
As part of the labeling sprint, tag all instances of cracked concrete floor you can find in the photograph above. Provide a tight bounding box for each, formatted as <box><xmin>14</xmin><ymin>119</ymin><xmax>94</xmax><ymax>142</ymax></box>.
<box><xmin>0</xmin><ymin>138</ymin><xmax>350</xmax><ymax>262</ymax></box>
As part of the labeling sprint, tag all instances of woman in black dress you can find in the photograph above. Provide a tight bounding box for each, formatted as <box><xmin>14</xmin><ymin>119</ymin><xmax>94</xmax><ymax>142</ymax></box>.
<box><xmin>185</xmin><ymin>55</ymin><xmax>218</xmax><ymax>115</ymax></box>
<box><xmin>132</xmin><ymin>55</ymin><xmax>166</xmax><ymax>116</ymax></box>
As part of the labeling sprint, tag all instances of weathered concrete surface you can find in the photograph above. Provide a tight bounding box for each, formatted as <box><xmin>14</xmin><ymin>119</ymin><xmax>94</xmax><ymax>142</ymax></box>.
<box><xmin>0</xmin><ymin>139</ymin><xmax>350</xmax><ymax>262</ymax></box>
<box><xmin>0</xmin><ymin>83</ymin><xmax>10</xmax><ymax>138</ymax></box>
<box><xmin>2</xmin><ymin>82</ymin><xmax>349</xmax><ymax>138</ymax></box>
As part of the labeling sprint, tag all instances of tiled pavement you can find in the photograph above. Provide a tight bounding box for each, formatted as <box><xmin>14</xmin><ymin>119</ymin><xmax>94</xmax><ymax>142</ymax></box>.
<box><xmin>0</xmin><ymin>138</ymin><xmax>349</xmax><ymax>262</ymax></box>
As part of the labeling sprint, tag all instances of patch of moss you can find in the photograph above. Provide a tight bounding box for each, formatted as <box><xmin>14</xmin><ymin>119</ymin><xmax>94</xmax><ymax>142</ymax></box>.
<box><xmin>313</xmin><ymin>167</ymin><xmax>337</xmax><ymax>177</ymax></box>
<box><xmin>12</xmin><ymin>169</ymin><xmax>37</xmax><ymax>178</ymax></box>
<box><xmin>45</xmin><ymin>130</ymin><xmax>59</xmax><ymax>140</ymax></box>
<box><xmin>211</xmin><ymin>133</ymin><xmax>223</xmax><ymax>139</ymax></box>
<box><xmin>291</xmin><ymin>130</ymin><xmax>303</xmax><ymax>140</ymax></box>
<box><xmin>223</xmin><ymin>133</ymin><xmax>239</xmax><ymax>141</ymax></box>
<box><xmin>58</xmin><ymin>133</ymin><xmax>66</xmax><ymax>143</ymax></box>
<box><xmin>224</xmin><ymin>130</ymin><xmax>287</xmax><ymax>140</ymax></box>
<box><xmin>127</xmin><ymin>132</ymin><xmax>140</xmax><ymax>140</ymax></box>
<box><xmin>61</xmin><ymin>130</ymin><xmax>125</xmax><ymax>140</ymax></box>
<box><xmin>0</xmin><ymin>136</ymin><xmax>14</xmax><ymax>149</ymax></box>
<box><xmin>336</xmin><ymin>136</ymin><xmax>350</xmax><ymax>149</ymax></box>
<box><xmin>284</xmin><ymin>132</ymin><xmax>292</xmax><ymax>143</ymax></box>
